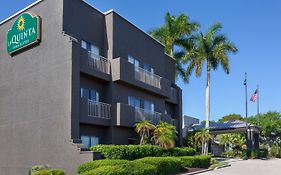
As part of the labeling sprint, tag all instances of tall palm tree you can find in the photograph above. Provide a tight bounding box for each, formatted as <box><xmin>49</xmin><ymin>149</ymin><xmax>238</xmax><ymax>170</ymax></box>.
<box><xmin>135</xmin><ymin>120</ymin><xmax>155</xmax><ymax>145</ymax></box>
<box><xmin>152</xmin><ymin>122</ymin><xmax>178</xmax><ymax>148</ymax></box>
<box><xmin>150</xmin><ymin>12</ymin><xmax>199</xmax><ymax>77</ymax></box>
<box><xmin>183</xmin><ymin>22</ymin><xmax>238</xmax><ymax>129</ymax></box>
<box><xmin>194</xmin><ymin>129</ymin><xmax>212</xmax><ymax>155</ymax></box>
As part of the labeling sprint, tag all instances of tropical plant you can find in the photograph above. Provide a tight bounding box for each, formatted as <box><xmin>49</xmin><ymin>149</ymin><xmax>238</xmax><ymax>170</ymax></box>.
<box><xmin>219</xmin><ymin>114</ymin><xmax>242</xmax><ymax>122</ymax></box>
<box><xmin>150</xmin><ymin>12</ymin><xmax>199</xmax><ymax>78</ymax></box>
<box><xmin>194</xmin><ymin>129</ymin><xmax>212</xmax><ymax>155</ymax></box>
<box><xmin>182</xmin><ymin>22</ymin><xmax>238</xmax><ymax>129</ymax></box>
<box><xmin>217</xmin><ymin>133</ymin><xmax>246</xmax><ymax>157</ymax></box>
<box><xmin>135</xmin><ymin>120</ymin><xmax>156</xmax><ymax>145</ymax></box>
<box><xmin>152</xmin><ymin>122</ymin><xmax>178</xmax><ymax>148</ymax></box>
<box><xmin>244</xmin><ymin>111</ymin><xmax>281</xmax><ymax>147</ymax></box>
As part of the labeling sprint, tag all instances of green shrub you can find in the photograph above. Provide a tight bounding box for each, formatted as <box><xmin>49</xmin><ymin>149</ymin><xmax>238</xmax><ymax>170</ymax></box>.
<box><xmin>180</xmin><ymin>155</ymin><xmax>211</xmax><ymax>168</ymax></box>
<box><xmin>270</xmin><ymin>144</ymin><xmax>281</xmax><ymax>158</ymax></box>
<box><xmin>259</xmin><ymin>148</ymin><xmax>269</xmax><ymax>158</ymax></box>
<box><xmin>221</xmin><ymin>150</ymin><xmax>236</xmax><ymax>158</ymax></box>
<box><xmin>29</xmin><ymin>165</ymin><xmax>50</xmax><ymax>175</ymax></box>
<box><xmin>77</xmin><ymin>159</ymin><xmax>129</xmax><ymax>174</ymax></box>
<box><xmin>134</xmin><ymin>157</ymin><xmax>183</xmax><ymax>175</ymax></box>
<box><xmin>32</xmin><ymin>169</ymin><xmax>66</xmax><ymax>175</ymax></box>
<box><xmin>81</xmin><ymin>162</ymin><xmax>156</xmax><ymax>175</ymax></box>
<box><xmin>163</xmin><ymin>147</ymin><xmax>196</xmax><ymax>157</ymax></box>
<box><xmin>90</xmin><ymin>145</ymin><xmax>195</xmax><ymax>160</ymax></box>
<box><xmin>78</xmin><ymin>156</ymin><xmax>211</xmax><ymax>175</ymax></box>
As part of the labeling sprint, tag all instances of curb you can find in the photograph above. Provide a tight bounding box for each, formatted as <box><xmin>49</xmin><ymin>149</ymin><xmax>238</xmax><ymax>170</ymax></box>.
<box><xmin>182</xmin><ymin>164</ymin><xmax>231</xmax><ymax>175</ymax></box>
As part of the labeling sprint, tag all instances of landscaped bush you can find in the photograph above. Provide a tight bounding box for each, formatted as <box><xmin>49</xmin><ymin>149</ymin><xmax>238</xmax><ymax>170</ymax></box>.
<box><xmin>77</xmin><ymin>159</ymin><xmax>129</xmax><ymax>174</ymax></box>
<box><xmin>164</xmin><ymin>147</ymin><xmax>196</xmax><ymax>157</ymax></box>
<box><xmin>28</xmin><ymin>165</ymin><xmax>66</xmax><ymax>175</ymax></box>
<box><xmin>81</xmin><ymin>162</ymin><xmax>156</xmax><ymax>175</ymax></box>
<box><xmin>270</xmin><ymin>144</ymin><xmax>281</xmax><ymax>158</ymax></box>
<box><xmin>90</xmin><ymin>145</ymin><xmax>195</xmax><ymax>160</ymax></box>
<box><xmin>259</xmin><ymin>148</ymin><xmax>269</xmax><ymax>158</ymax></box>
<box><xmin>28</xmin><ymin>165</ymin><xmax>50</xmax><ymax>175</ymax></box>
<box><xmin>32</xmin><ymin>169</ymin><xmax>66</xmax><ymax>175</ymax></box>
<box><xmin>180</xmin><ymin>155</ymin><xmax>211</xmax><ymax>168</ymax></box>
<box><xmin>134</xmin><ymin>157</ymin><xmax>184</xmax><ymax>175</ymax></box>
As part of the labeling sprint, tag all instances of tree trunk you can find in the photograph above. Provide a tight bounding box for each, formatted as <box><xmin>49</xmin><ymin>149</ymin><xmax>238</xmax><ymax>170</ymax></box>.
<box><xmin>202</xmin><ymin>141</ymin><xmax>204</xmax><ymax>154</ymax></box>
<box><xmin>205</xmin><ymin>63</ymin><xmax>211</xmax><ymax>129</ymax></box>
<box><xmin>140</xmin><ymin>135</ymin><xmax>144</xmax><ymax>145</ymax></box>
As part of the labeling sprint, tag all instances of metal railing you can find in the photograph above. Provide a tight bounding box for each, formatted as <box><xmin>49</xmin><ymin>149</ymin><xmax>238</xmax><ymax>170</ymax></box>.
<box><xmin>88</xmin><ymin>52</ymin><xmax>110</xmax><ymax>74</ymax></box>
<box><xmin>134</xmin><ymin>66</ymin><xmax>161</xmax><ymax>89</ymax></box>
<box><xmin>135</xmin><ymin>107</ymin><xmax>161</xmax><ymax>124</ymax></box>
<box><xmin>88</xmin><ymin>100</ymin><xmax>111</xmax><ymax>119</ymax></box>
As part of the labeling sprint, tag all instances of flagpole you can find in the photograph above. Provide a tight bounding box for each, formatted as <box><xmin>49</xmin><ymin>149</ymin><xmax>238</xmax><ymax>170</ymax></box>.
<box><xmin>244</xmin><ymin>72</ymin><xmax>251</xmax><ymax>151</ymax></box>
<box><xmin>245</xmin><ymin>73</ymin><xmax>248</xmax><ymax>118</ymax></box>
<box><xmin>257</xmin><ymin>84</ymin><xmax>260</xmax><ymax>115</ymax></box>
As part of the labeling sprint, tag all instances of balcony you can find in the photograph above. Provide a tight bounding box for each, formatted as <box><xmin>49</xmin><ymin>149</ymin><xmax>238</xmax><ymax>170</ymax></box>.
<box><xmin>134</xmin><ymin>67</ymin><xmax>161</xmax><ymax>89</ymax></box>
<box><xmin>111</xmin><ymin>58</ymin><xmax>171</xmax><ymax>98</ymax></box>
<box><xmin>88</xmin><ymin>100</ymin><xmax>111</xmax><ymax>119</ymax></box>
<box><xmin>80</xmin><ymin>99</ymin><xmax>111</xmax><ymax>126</ymax></box>
<box><xmin>135</xmin><ymin>107</ymin><xmax>161</xmax><ymax>125</ymax></box>
<box><xmin>115</xmin><ymin>103</ymin><xmax>162</xmax><ymax>127</ymax></box>
<box><xmin>88</xmin><ymin>52</ymin><xmax>110</xmax><ymax>74</ymax></box>
<box><xmin>80</xmin><ymin>50</ymin><xmax>111</xmax><ymax>81</ymax></box>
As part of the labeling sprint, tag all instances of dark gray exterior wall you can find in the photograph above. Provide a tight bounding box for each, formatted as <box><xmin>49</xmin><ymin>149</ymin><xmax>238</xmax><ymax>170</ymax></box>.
<box><xmin>0</xmin><ymin>0</ymin><xmax>96</xmax><ymax>174</ymax></box>
<box><xmin>0</xmin><ymin>0</ymin><xmax>183</xmax><ymax>174</ymax></box>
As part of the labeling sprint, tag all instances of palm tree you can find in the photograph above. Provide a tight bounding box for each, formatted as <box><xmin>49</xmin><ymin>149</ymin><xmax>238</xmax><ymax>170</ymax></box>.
<box><xmin>135</xmin><ymin>120</ymin><xmax>156</xmax><ymax>145</ymax></box>
<box><xmin>150</xmin><ymin>12</ymin><xmax>199</xmax><ymax>77</ymax></box>
<box><xmin>194</xmin><ymin>129</ymin><xmax>212</xmax><ymax>155</ymax></box>
<box><xmin>183</xmin><ymin>22</ymin><xmax>238</xmax><ymax>129</ymax></box>
<box><xmin>152</xmin><ymin>122</ymin><xmax>178</xmax><ymax>148</ymax></box>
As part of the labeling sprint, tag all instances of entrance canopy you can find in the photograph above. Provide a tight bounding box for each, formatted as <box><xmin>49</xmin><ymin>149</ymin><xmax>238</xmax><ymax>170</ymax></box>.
<box><xmin>188</xmin><ymin>120</ymin><xmax>261</xmax><ymax>150</ymax></box>
<box><xmin>188</xmin><ymin>120</ymin><xmax>261</xmax><ymax>135</ymax></box>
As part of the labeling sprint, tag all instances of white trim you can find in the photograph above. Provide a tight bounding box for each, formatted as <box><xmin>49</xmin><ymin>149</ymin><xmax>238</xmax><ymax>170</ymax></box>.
<box><xmin>103</xmin><ymin>9</ymin><xmax>114</xmax><ymax>15</ymax></box>
<box><xmin>0</xmin><ymin>0</ymin><xmax>43</xmax><ymax>25</ymax></box>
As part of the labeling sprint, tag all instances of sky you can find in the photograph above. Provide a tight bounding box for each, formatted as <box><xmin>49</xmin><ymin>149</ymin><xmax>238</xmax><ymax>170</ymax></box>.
<box><xmin>1</xmin><ymin>0</ymin><xmax>281</xmax><ymax>121</ymax></box>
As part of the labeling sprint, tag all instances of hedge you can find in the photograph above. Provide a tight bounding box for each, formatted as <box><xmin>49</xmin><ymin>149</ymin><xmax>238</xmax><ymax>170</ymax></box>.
<box><xmin>135</xmin><ymin>157</ymin><xmax>183</xmax><ymax>175</ymax></box>
<box><xmin>179</xmin><ymin>155</ymin><xmax>211</xmax><ymax>168</ymax></box>
<box><xmin>81</xmin><ymin>162</ymin><xmax>156</xmax><ymax>175</ymax></box>
<box><xmin>32</xmin><ymin>169</ymin><xmax>66</xmax><ymax>175</ymax></box>
<box><xmin>78</xmin><ymin>155</ymin><xmax>211</xmax><ymax>175</ymax></box>
<box><xmin>90</xmin><ymin>145</ymin><xmax>196</xmax><ymax>160</ymax></box>
<box><xmin>77</xmin><ymin>159</ymin><xmax>129</xmax><ymax>174</ymax></box>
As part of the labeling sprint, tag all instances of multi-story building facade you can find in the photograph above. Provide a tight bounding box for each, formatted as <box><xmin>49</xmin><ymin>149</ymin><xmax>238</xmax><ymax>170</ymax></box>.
<box><xmin>0</xmin><ymin>0</ymin><xmax>182</xmax><ymax>174</ymax></box>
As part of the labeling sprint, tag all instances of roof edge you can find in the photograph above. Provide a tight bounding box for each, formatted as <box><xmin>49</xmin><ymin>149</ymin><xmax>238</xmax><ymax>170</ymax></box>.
<box><xmin>0</xmin><ymin>0</ymin><xmax>43</xmax><ymax>26</ymax></box>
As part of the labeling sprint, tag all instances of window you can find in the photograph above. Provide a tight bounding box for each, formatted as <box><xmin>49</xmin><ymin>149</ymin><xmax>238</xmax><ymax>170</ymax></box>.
<box><xmin>128</xmin><ymin>96</ymin><xmax>141</xmax><ymax>108</ymax></box>
<box><xmin>81</xmin><ymin>88</ymin><xmax>99</xmax><ymax>102</ymax></box>
<box><xmin>81</xmin><ymin>135</ymin><xmax>99</xmax><ymax>148</ymax></box>
<box><xmin>144</xmin><ymin>100</ymin><xmax>155</xmax><ymax>112</ymax></box>
<box><xmin>128</xmin><ymin>56</ymin><xmax>140</xmax><ymax>67</ymax></box>
<box><xmin>81</xmin><ymin>40</ymin><xmax>99</xmax><ymax>56</ymax></box>
<box><xmin>144</xmin><ymin>64</ymin><xmax>154</xmax><ymax>74</ymax></box>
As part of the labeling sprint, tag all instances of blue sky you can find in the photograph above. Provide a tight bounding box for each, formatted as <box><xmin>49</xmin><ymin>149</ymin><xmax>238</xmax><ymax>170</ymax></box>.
<box><xmin>1</xmin><ymin>0</ymin><xmax>281</xmax><ymax>121</ymax></box>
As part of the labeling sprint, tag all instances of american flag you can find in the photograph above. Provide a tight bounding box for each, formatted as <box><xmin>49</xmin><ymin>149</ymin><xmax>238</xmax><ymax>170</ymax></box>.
<box><xmin>250</xmin><ymin>89</ymin><xmax>258</xmax><ymax>102</ymax></box>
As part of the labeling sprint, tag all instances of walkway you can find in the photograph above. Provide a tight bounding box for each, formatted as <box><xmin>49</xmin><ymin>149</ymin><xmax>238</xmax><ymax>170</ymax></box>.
<box><xmin>200</xmin><ymin>159</ymin><xmax>281</xmax><ymax>175</ymax></box>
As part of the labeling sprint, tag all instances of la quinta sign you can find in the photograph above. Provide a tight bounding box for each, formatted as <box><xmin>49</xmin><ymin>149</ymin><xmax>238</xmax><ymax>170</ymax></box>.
<box><xmin>7</xmin><ymin>13</ymin><xmax>41</xmax><ymax>54</ymax></box>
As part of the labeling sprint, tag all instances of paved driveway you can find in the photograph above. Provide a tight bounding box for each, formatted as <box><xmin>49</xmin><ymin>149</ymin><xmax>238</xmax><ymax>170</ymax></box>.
<box><xmin>201</xmin><ymin>159</ymin><xmax>281</xmax><ymax>175</ymax></box>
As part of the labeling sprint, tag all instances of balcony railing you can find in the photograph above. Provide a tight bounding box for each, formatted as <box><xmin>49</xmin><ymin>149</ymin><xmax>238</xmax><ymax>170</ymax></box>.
<box><xmin>135</xmin><ymin>107</ymin><xmax>161</xmax><ymax>124</ymax></box>
<box><xmin>134</xmin><ymin>66</ymin><xmax>161</xmax><ymax>89</ymax></box>
<box><xmin>88</xmin><ymin>52</ymin><xmax>110</xmax><ymax>74</ymax></box>
<box><xmin>88</xmin><ymin>100</ymin><xmax>111</xmax><ymax>119</ymax></box>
